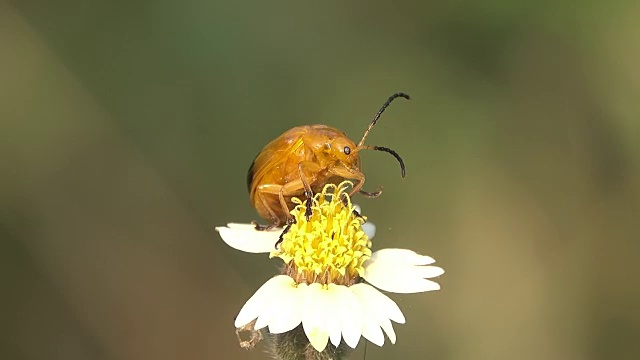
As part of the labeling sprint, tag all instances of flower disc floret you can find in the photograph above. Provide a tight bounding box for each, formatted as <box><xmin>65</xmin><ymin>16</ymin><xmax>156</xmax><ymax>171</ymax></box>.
<box><xmin>271</xmin><ymin>181</ymin><xmax>372</xmax><ymax>285</ymax></box>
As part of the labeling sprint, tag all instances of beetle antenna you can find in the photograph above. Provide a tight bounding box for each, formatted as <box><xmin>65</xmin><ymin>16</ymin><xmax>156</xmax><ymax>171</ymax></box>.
<box><xmin>357</xmin><ymin>92</ymin><xmax>410</xmax><ymax>147</ymax></box>
<box><xmin>357</xmin><ymin>145</ymin><xmax>406</xmax><ymax>178</ymax></box>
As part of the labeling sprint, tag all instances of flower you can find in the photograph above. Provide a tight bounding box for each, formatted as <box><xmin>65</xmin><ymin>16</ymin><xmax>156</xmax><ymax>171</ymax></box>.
<box><xmin>216</xmin><ymin>182</ymin><xmax>444</xmax><ymax>353</ymax></box>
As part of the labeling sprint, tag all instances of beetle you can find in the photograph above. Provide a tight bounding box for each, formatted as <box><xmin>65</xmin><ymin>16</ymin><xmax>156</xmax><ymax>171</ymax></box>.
<box><xmin>247</xmin><ymin>92</ymin><xmax>409</xmax><ymax>230</ymax></box>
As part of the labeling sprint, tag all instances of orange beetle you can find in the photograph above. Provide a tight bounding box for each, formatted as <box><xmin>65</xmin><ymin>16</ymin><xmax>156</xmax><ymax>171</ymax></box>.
<box><xmin>247</xmin><ymin>92</ymin><xmax>409</xmax><ymax>230</ymax></box>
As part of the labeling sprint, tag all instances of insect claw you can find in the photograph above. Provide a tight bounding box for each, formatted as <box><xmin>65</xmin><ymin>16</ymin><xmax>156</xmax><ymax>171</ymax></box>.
<box><xmin>251</xmin><ymin>220</ymin><xmax>263</xmax><ymax>231</ymax></box>
<box><xmin>304</xmin><ymin>201</ymin><xmax>313</xmax><ymax>221</ymax></box>
<box><xmin>338</xmin><ymin>192</ymin><xmax>365</xmax><ymax>221</ymax></box>
<box><xmin>252</xmin><ymin>220</ymin><xmax>278</xmax><ymax>231</ymax></box>
<box><xmin>275</xmin><ymin>218</ymin><xmax>297</xmax><ymax>249</ymax></box>
<box><xmin>359</xmin><ymin>186</ymin><xmax>383</xmax><ymax>198</ymax></box>
<box><xmin>352</xmin><ymin>208</ymin><xmax>365</xmax><ymax>221</ymax></box>
<box><xmin>340</xmin><ymin>192</ymin><xmax>349</xmax><ymax>206</ymax></box>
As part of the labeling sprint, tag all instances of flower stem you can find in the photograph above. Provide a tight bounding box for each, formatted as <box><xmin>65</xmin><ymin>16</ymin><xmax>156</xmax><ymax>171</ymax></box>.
<box><xmin>269</xmin><ymin>326</ymin><xmax>352</xmax><ymax>360</ymax></box>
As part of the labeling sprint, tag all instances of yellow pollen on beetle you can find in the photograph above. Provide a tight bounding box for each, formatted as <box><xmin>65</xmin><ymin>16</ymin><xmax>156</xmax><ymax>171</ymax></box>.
<box><xmin>270</xmin><ymin>181</ymin><xmax>372</xmax><ymax>285</ymax></box>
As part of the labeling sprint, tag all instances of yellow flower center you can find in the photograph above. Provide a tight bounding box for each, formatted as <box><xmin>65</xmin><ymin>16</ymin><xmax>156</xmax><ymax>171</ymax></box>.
<box><xmin>270</xmin><ymin>181</ymin><xmax>372</xmax><ymax>286</ymax></box>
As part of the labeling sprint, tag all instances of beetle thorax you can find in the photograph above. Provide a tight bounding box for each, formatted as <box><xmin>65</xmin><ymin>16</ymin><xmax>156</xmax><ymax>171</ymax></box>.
<box><xmin>302</xmin><ymin>127</ymin><xmax>358</xmax><ymax>167</ymax></box>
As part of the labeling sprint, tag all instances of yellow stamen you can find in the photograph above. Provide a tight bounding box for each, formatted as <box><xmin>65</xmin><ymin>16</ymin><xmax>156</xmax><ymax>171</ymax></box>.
<box><xmin>270</xmin><ymin>181</ymin><xmax>372</xmax><ymax>285</ymax></box>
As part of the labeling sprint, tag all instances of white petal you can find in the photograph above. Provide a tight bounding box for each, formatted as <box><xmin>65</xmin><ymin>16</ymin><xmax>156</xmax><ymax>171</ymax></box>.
<box><xmin>361</xmin><ymin>311</ymin><xmax>385</xmax><ymax>346</ymax></box>
<box><xmin>302</xmin><ymin>283</ymin><xmax>330</xmax><ymax>352</ymax></box>
<box><xmin>234</xmin><ymin>275</ymin><xmax>293</xmax><ymax>328</ymax></box>
<box><xmin>364</xmin><ymin>248</ymin><xmax>444</xmax><ymax>294</ymax></box>
<box><xmin>268</xmin><ymin>283</ymin><xmax>306</xmax><ymax>334</ymax></box>
<box><xmin>361</xmin><ymin>222</ymin><xmax>376</xmax><ymax>239</ymax></box>
<box><xmin>366</xmin><ymin>266</ymin><xmax>443</xmax><ymax>293</ymax></box>
<box><xmin>329</xmin><ymin>323</ymin><xmax>342</xmax><ymax>347</ymax></box>
<box><xmin>377</xmin><ymin>315</ymin><xmax>397</xmax><ymax>344</ymax></box>
<box><xmin>351</xmin><ymin>283</ymin><xmax>405</xmax><ymax>324</ymax></box>
<box><xmin>351</xmin><ymin>283</ymin><xmax>405</xmax><ymax>344</ymax></box>
<box><xmin>410</xmin><ymin>265</ymin><xmax>445</xmax><ymax>279</ymax></box>
<box><xmin>324</xmin><ymin>287</ymin><xmax>342</xmax><ymax>347</ymax></box>
<box><xmin>253</xmin><ymin>280</ymin><xmax>304</xmax><ymax>333</ymax></box>
<box><xmin>329</xmin><ymin>284</ymin><xmax>362</xmax><ymax>349</ymax></box>
<box><xmin>389</xmin><ymin>277</ymin><xmax>441</xmax><ymax>293</ymax></box>
<box><xmin>216</xmin><ymin>223</ymin><xmax>282</xmax><ymax>253</ymax></box>
<box><xmin>370</xmin><ymin>248</ymin><xmax>435</xmax><ymax>265</ymax></box>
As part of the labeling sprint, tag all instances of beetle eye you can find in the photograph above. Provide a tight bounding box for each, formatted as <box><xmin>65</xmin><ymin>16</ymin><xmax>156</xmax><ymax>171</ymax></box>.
<box><xmin>343</xmin><ymin>146</ymin><xmax>351</xmax><ymax>155</ymax></box>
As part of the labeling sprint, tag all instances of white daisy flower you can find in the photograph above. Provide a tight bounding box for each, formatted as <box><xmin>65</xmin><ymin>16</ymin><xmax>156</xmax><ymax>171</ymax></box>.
<box><xmin>216</xmin><ymin>182</ymin><xmax>444</xmax><ymax>355</ymax></box>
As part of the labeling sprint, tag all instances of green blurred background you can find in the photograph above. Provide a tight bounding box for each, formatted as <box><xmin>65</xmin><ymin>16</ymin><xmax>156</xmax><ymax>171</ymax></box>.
<box><xmin>2</xmin><ymin>1</ymin><xmax>639</xmax><ymax>359</ymax></box>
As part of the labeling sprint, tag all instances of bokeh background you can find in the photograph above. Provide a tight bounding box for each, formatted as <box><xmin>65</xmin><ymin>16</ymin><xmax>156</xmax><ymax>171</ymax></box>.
<box><xmin>2</xmin><ymin>1</ymin><xmax>639</xmax><ymax>359</ymax></box>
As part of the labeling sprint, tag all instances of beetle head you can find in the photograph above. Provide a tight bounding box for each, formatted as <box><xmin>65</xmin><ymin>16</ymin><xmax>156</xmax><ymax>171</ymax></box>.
<box><xmin>326</xmin><ymin>136</ymin><xmax>360</xmax><ymax>168</ymax></box>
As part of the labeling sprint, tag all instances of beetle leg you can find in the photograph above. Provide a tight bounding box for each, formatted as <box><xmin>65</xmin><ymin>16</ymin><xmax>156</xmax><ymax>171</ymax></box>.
<box><xmin>359</xmin><ymin>186</ymin><xmax>383</xmax><ymax>198</ymax></box>
<box><xmin>275</xmin><ymin>216</ymin><xmax>297</xmax><ymax>249</ymax></box>
<box><xmin>254</xmin><ymin>185</ymin><xmax>284</xmax><ymax>230</ymax></box>
<box><xmin>336</xmin><ymin>191</ymin><xmax>364</xmax><ymax>220</ymax></box>
<box><xmin>327</xmin><ymin>166</ymin><xmax>368</xmax><ymax>220</ymax></box>
<box><xmin>327</xmin><ymin>166</ymin><xmax>366</xmax><ymax>196</ymax></box>
<box><xmin>352</xmin><ymin>207</ymin><xmax>364</xmax><ymax>220</ymax></box>
<box><xmin>257</xmin><ymin>180</ymin><xmax>311</xmax><ymax>226</ymax></box>
<box><xmin>297</xmin><ymin>162</ymin><xmax>315</xmax><ymax>220</ymax></box>
<box><xmin>329</xmin><ymin>167</ymin><xmax>382</xmax><ymax>199</ymax></box>
<box><xmin>276</xmin><ymin>187</ymin><xmax>292</xmax><ymax>224</ymax></box>
<box><xmin>348</xmin><ymin>171</ymin><xmax>366</xmax><ymax>196</ymax></box>
<box><xmin>252</xmin><ymin>221</ymin><xmax>278</xmax><ymax>231</ymax></box>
